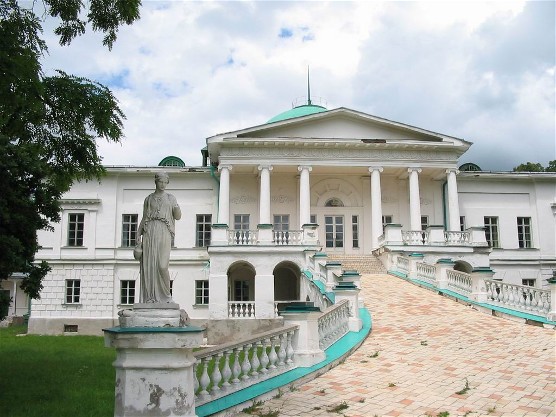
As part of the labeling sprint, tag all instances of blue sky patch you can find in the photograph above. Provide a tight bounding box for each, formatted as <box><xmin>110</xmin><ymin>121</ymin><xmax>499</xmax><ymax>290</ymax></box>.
<box><xmin>279</xmin><ymin>27</ymin><xmax>293</xmax><ymax>38</ymax></box>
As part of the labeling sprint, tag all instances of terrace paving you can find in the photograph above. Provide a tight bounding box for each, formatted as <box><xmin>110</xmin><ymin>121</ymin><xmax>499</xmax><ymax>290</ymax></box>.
<box><xmin>237</xmin><ymin>274</ymin><xmax>555</xmax><ymax>417</ymax></box>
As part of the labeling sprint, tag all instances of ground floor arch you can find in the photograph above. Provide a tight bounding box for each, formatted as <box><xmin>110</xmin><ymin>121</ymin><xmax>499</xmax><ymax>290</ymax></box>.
<box><xmin>273</xmin><ymin>261</ymin><xmax>301</xmax><ymax>301</ymax></box>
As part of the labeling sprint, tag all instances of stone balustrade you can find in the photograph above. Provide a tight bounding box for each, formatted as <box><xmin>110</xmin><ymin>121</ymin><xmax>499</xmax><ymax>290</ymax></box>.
<box><xmin>446</xmin><ymin>269</ymin><xmax>472</xmax><ymax>296</ymax></box>
<box><xmin>444</xmin><ymin>231</ymin><xmax>471</xmax><ymax>246</ymax></box>
<box><xmin>485</xmin><ymin>280</ymin><xmax>551</xmax><ymax>316</ymax></box>
<box><xmin>228</xmin><ymin>301</ymin><xmax>256</xmax><ymax>318</ymax></box>
<box><xmin>194</xmin><ymin>325</ymin><xmax>299</xmax><ymax>406</ymax></box>
<box><xmin>273</xmin><ymin>230</ymin><xmax>302</xmax><ymax>245</ymax></box>
<box><xmin>416</xmin><ymin>262</ymin><xmax>437</xmax><ymax>285</ymax></box>
<box><xmin>318</xmin><ymin>299</ymin><xmax>350</xmax><ymax>350</ymax></box>
<box><xmin>228</xmin><ymin>229</ymin><xmax>258</xmax><ymax>245</ymax></box>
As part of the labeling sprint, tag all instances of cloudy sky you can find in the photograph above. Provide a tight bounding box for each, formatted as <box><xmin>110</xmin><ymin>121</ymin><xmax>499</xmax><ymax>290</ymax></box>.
<box><xmin>38</xmin><ymin>1</ymin><xmax>555</xmax><ymax>171</ymax></box>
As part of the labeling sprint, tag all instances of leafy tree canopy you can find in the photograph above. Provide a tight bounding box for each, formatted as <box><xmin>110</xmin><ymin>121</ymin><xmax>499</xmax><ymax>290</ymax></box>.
<box><xmin>0</xmin><ymin>0</ymin><xmax>141</xmax><ymax>319</ymax></box>
<box><xmin>512</xmin><ymin>161</ymin><xmax>556</xmax><ymax>172</ymax></box>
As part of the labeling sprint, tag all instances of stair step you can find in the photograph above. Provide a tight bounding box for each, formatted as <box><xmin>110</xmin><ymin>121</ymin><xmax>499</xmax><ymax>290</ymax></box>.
<box><xmin>325</xmin><ymin>254</ymin><xmax>386</xmax><ymax>274</ymax></box>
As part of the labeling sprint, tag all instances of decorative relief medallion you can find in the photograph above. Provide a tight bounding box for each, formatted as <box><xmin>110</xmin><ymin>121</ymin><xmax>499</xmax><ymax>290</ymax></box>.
<box><xmin>231</xmin><ymin>195</ymin><xmax>257</xmax><ymax>204</ymax></box>
<box><xmin>272</xmin><ymin>195</ymin><xmax>291</xmax><ymax>203</ymax></box>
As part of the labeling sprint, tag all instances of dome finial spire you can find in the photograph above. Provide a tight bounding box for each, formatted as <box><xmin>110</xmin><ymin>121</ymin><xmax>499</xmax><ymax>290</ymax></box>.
<box><xmin>307</xmin><ymin>65</ymin><xmax>312</xmax><ymax>105</ymax></box>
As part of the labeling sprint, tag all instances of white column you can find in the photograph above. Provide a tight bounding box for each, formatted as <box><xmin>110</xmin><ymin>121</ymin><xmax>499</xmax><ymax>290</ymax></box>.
<box><xmin>218</xmin><ymin>165</ymin><xmax>232</xmax><ymax>225</ymax></box>
<box><xmin>258</xmin><ymin>165</ymin><xmax>273</xmax><ymax>225</ymax></box>
<box><xmin>408</xmin><ymin>168</ymin><xmax>422</xmax><ymax>231</ymax></box>
<box><xmin>298</xmin><ymin>166</ymin><xmax>312</xmax><ymax>226</ymax></box>
<box><xmin>446</xmin><ymin>169</ymin><xmax>461</xmax><ymax>232</ymax></box>
<box><xmin>369</xmin><ymin>167</ymin><xmax>383</xmax><ymax>250</ymax></box>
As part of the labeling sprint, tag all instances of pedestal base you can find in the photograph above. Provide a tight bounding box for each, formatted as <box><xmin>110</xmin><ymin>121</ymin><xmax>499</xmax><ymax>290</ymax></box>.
<box><xmin>104</xmin><ymin>327</ymin><xmax>204</xmax><ymax>417</ymax></box>
<box><xmin>118</xmin><ymin>303</ymin><xmax>188</xmax><ymax>328</ymax></box>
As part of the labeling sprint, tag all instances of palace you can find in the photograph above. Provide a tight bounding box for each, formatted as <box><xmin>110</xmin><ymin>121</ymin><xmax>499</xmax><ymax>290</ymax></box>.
<box><xmin>4</xmin><ymin>100</ymin><xmax>555</xmax><ymax>335</ymax></box>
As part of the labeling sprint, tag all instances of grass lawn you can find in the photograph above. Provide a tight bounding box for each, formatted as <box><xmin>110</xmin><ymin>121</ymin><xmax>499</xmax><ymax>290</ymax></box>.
<box><xmin>0</xmin><ymin>326</ymin><xmax>115</xmax><ymax>417</ymax></box>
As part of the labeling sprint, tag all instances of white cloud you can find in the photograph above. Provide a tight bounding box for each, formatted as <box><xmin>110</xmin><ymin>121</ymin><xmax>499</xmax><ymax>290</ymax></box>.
<box><xmin>36</xmin><ymin>0</ymin><xmax>554</xmax><ymax>170</ymax></box>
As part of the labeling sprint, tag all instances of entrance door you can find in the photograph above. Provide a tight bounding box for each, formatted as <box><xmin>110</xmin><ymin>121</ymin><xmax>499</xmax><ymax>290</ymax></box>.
<box><xmin>325</xmin><ymin>215</ymin><xmax>344</xmax><ymax>251</ymax></box>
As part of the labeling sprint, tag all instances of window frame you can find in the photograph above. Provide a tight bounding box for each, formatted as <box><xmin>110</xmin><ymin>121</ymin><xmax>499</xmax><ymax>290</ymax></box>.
<box><xmin>67</xmin><ymin>213</ymin><xmax>85</xmax><ymax>247</ymax></box>
<box><xmin>352</xmin><ymin>215</ymin><xmax>359</xmax><ymax>248</ymax></box>
<box><xmin>196</xmin><ymin>214</ymin><xmax>212</xmax><ymax>247</ymax></box>
<box><xmin>65</xmin><ymin>279</ymin><xmax>81</xmax><ymax>304</ymax></box>
<box><xmin>120</xmin><ymin>280</ymin><xmax>136</xmax><ymax>305</ymax></box>
<box><xmin>484</xmin><ymin>216</ymin><xmax>500</xmax><ymax>248</ymax></box>
<box><xmin>195</xmin><ymin>280</ymin><xmax>209</xmax><ymax>305</ymax></box>
<box><xmin>517</xmin><ymin>217</ymin><xmax>532</xmax><ymax>248</ymax></box>
<box><xmin>122</xmin><ymin>214</ymin><xmax>138</xmax><ymax>248</ymax></box>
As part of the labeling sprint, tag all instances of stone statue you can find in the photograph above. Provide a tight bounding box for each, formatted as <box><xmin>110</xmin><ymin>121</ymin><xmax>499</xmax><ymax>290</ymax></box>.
<box><xmin>136</xmin><ymin>172</ymin><xmax>181</xmax><ymax>303</ymax></box>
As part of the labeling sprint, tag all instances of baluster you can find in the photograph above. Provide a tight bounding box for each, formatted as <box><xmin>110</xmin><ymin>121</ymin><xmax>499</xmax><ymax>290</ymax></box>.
<box><xmin>259</xmin><ymin>339</ymin><xmax>270</xmax><ymax>373</ymax></box>
<box><xmin>194</xmin><ymin>361</ymin><xmax>200</xmax><ymax>396</ymax></box>
<box><xmin>231</xmin><ymin>348</ymin><xmax>241</xmax><ymax>384</ymax></box>
<box><xmin>268</xmin><ymin>337</ymin><xmax>278</xmax><ymax>370</ymax></box>
<box><xmin>250</xmin><ymin>342</ymin><xmax>260</xmax><ymax>376</ymax></box>
<box><xmin>199</xmin><ymin>357</ymin><xmax>211</xmax><ymax>396</ymax></box>
<box><xmin>221</xmin><ymin>350</ymin><xmax>232</xmax><ymax>388</ymax></box>
<box><xmin>530</xmin><ymin>290</ymin><xmax>539</xmax><ymax>313</ymax></box>
<box><xmin>277</xmin><ymin>333</ymin><xmax>287</xmax><ymax>367</ymax></box>
<box><xmin>286</xmin><ymin>330</ymin><xmax>295</xmax><ymax>365</ymax></box>
<box><xmin>211</xmin><ymin>353</ymin><xmax>223</xmax><ymax>393</ymax></box>
<box><xmin>523</xmin><ymin>288</ymin><xmax>531</xmax><ymax>310</ymax></box>
<box><xmin>241</xmin><ymin>344</ymin><xmax>251</xmax><ymax>380</ymax></box>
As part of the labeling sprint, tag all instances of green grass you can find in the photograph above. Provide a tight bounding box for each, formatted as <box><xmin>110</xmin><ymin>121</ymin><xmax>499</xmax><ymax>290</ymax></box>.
<box><xmin>0</xmin><ymin>326</ymin><xmax>115</xmax><ymax>417</ymax></box>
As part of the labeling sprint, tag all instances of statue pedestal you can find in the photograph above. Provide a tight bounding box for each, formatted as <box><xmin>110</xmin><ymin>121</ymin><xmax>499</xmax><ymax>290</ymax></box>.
<box><xmin>118</xmin><ymin>303</ymin><xmax>186</xmax><ymax>328</ymax></box>
<box><xmin>104</xmin><ymin>326</ymin><xmax>204</xmax><ymax>417</ymax></box>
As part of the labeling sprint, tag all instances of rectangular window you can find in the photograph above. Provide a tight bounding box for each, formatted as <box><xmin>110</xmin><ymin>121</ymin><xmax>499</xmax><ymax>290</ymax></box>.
<box><xmin>120</xmin><ymin>280</ymin><xmax>135</xmax><ymax>305</ymax></box>
<box><xmin>522</xmin><ymin>279</ymin><xmax>536</xmax><ymax>287</ymax></box>
<box><xmin>65</xmin><ymin>279</ymin><xmax>81</xmax><ymax>304</ymax></box>
<box><xmin>484</xmin><ymin>216</ymin><xmax>499</xmax><ymax>248</ymax></box>
<box><xmin>195</xmin><ymin>280</ymin><xmax>209</xmax><ymax>305</ymax></box>
<box><xmin>352</xmin><ymin>215</ymin><xmax>359</xmax><ymax>248</ymax></box>
<box><xmin>517</xmin><ymin>217</ymin><xmax>532</xmax><ymax>248</ymax></box>
<box><xmin>325</xmin><ymin>216</ymin><xmax>344</xmax><ymax>248</ymax></box>
<box><xmin>382</xmin><ymin>215</ymin><xmax>393</xmax><ymax>230</ymax></box>
<box><xmin>234</xmin><ymin>214</ymin><xmax>250</xmax><ymax>230</ymax></box>
<box><xmin>460</xmin><ymin>216</ymin><xmax>466</xmax><ymax>232</ymax></box>
<box><xmin>310</xmin><ymin>215</ymin><xmax>317</xmax><ymax>224</ymax></box>
<box><xmin>170</xmin><ymin>280</ymin><xmax>173</xmax><ymax>296</ymax></box>
<box><xmin>421</xmin><ymin>215</ymin><xmax>429</xmax><ymax>231</ymax></box>
<box><xmin>273</xmin><ymin>215</ymin><xmax>290</xmax><ymax>231</ymax></box>
<box><xmin>122</xmin><ymin>214</ymin><xmax>138</xmax><ymax>247</ymax></box>
<box><xmin>67</xmin><ymin>213</ymin><xmax>84</xmax><ymax>246</ymax></box>
<box><xmin>234</xmin><ymin>280</ymin><xmax>249</xmax><ymax>301</ymax></box>
<box><xmin>196</xmin><ymin>214</ymin><xmax>212</xmax><ymax>247</ymax></box>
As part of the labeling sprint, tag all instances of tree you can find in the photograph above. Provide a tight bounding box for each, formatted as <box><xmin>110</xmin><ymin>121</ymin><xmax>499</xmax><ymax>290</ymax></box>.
<box><xmin>512</xmin><ymin>162</ymin><xmax>545</xmax><ymax>172</ymax></box>
<box><xmin>545</xmin><ymin>160</ymin><xmax>556</xmax><ymax>172</ymax></box>
<box><xmin>0</xmin><ymin>0</ymin><xmax>141</xmax><ymax>319</ymax></box>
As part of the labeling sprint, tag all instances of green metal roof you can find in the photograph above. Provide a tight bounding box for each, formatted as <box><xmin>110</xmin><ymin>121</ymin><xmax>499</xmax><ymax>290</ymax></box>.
<box><xmin>267</xmin><ymin>104</ymin><xmax>327</xmax><ymax>124</ymax></box>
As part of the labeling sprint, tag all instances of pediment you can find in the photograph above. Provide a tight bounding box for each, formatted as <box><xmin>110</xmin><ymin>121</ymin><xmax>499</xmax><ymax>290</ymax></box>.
<box><xmin>230</xmin><ymin>108</ymin><xmax>469</xmax><ymax>147</ymax></box>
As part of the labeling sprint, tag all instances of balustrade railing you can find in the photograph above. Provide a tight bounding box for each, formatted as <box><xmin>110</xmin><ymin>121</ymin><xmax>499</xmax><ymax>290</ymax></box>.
<box><xmin>273</xmin><ymin>230</ymin><xmax>302</xmax><ymax>245</ymax></box>
<box><xmin>402</xmin><ymin>230</ymin><xmax>425</xmax><ymax>245</ymax></box>
<box><xmin>446</xmin><ymin>270</ymin><xmax>472</xmax><ymax>296</ymax></box>
<box><xmin>397</xmin><ymin>256</ymin><xmax>409</xmax><ymax>274</ymax></box>
<box><xmin>416</xmin><ymin>262</ymin><xmax>437</xmax><ymax>285</ymax></box>
<box><xmin>318</xmin><ymin>299</ymin><xmax>350</xmax><ymax>350</ymax></box>
<box><xmin>485</xmin><ymin>280</ymin><xmax>551</xmax><ymax>315</ymax></box>
<box><xmin>228</xmin><ymin>230</ymin><xmax>258</xmax><ymax>245</ymax></box>
<box><xmin>228</xmin><ymin>301</ymin><xmax>256</xmax><ymax>318</ymax></box>
<box><xmin>194</xmin><ymin>325</ymin><xmax>299</xmax><ymax>406</ymax></box>
<box><xmin>445</xmin><ymin>231</ymin><xmax>471</xmax><ymax>246</ymax></box>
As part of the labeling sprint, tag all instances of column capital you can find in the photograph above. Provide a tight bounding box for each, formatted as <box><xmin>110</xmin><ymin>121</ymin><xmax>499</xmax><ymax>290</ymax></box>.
<box><xmin>298</xmin><ymin>165</ymin><xmax>312</xmax><ymax>172</ymax></box>
<box><xmin>408</xmin><ymin>167</ymin><xmax>422</xmax><ymax>174</ymax></box>
<box><xmin>258</xmin><ymin>164</ymin><xmax>273</xmax><ymax>172</ymax></box>
<box><xmin>218</xmin><ymin>164</ymin><xmax>233</xmax><ymax>172</ymax></box>
<box><xmin>446</xmin><ymin>168</ymin><xmax>460</xmax><ymax>175</ymax></box>
<box><xmin>369</xmin><ymin>166</ymin><xmax>383</xmax><ymax>173</ymax></box>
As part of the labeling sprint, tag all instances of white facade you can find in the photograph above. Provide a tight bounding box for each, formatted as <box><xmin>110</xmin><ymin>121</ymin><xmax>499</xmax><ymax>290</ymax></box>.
<box><xmin>26</xmin><ymin>106</ymin><xmax>556</xmax><ymax>335</ymax></box>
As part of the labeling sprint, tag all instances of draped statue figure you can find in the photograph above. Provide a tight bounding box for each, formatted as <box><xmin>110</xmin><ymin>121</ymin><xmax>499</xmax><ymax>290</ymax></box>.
<box><xmin>136</xmin><ymin>172</ymin><xmax>181</xmax><ymax>303</ymax></box>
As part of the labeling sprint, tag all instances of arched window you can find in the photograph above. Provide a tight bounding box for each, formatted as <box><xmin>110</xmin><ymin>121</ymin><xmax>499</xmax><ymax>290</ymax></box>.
<box><xmin>459</xmin><ymin>162</ymin><xmax>481</xmax><ymax>172</ymax></box>
<box><xmin>158</xmin><ymin>156</ymin><xmax>185</xmax><ymax>167</ymax></box>
<box><xmin>325</xmin><ymin>198</ymin><xmax>344</xmax><ymax>207</ymax></box>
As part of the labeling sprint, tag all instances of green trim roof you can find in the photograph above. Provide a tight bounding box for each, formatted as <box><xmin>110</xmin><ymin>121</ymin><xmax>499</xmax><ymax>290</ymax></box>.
<box><xmin>267</xmin><ymin>104</ymin><xmax>327</xmax><ymax>124</ymax></box>
<box><xmin>159</xmin><ymin>156</ymin><xmax>185</xmax><ymax>167</ymax></box>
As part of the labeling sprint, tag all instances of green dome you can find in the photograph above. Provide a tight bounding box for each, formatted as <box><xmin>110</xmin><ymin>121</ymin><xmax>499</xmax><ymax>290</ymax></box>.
<box><xmin>267</xmin><ymin>104</ymin><xmax>327</xmax><ymax>124</ymax></box>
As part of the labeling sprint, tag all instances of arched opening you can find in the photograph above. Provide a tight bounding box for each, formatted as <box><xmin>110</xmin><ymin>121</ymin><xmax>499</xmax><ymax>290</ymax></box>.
<box><xmin>325</xmin><ymin>197</ymin><xmax>344</xmax><ymax>207</ymax></box>
<box><xmin>227</xmin><ymin>261</ymin><xmax>256</xmax><ymax>302</ymax></box>
<box><xmin>454</xmin><ymin>260</ymin><xmax>473</xmax><ymax>274</ymax></box>
<box><xmin>273</xmin><ymin>261</ymin><xmax>300</xmax><ymax>304</ymax></box>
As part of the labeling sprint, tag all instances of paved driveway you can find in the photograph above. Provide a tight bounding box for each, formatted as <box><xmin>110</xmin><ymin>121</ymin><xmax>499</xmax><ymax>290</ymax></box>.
<box><xmin>240</xmin><ymin>274</ymin><xmax>555</xmax><ymax>417</ymax></box>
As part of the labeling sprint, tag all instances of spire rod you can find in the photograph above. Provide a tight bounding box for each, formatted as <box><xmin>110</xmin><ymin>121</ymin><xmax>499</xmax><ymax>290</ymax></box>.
<box><xmin>307</xmin><ymin>66</ymin><xmax>312</xmax><ymax>105</ymax></box>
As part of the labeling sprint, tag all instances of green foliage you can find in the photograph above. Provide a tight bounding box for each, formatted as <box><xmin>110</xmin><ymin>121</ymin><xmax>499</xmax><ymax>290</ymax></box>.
<box><xmin>511</xmin><ymin>160</ymin><xmax>556</xmax><ymax>173</ymax></box>
<box><xmin>0</xmin><ymin>327</ymin><xmax>115</xmax><ymax>417</ymax></box>
<box><xmin>0</xmin><ymin>0</ymin><xmax>141</xmax><ymax>316</ymax></box>
<box><xmin>546</xmin><ymin>160</ymin><xmax>556</xmax><ymax>172</ymax></box>
<box><xmin>327</xmin><ymin>401</ymin><xmax>348</xmax><ymax>413</ymax></box>
<box><xmin>455</xmin><ymin>378</ymin><xmax>471</xmax><ymax>395</ymax></box>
